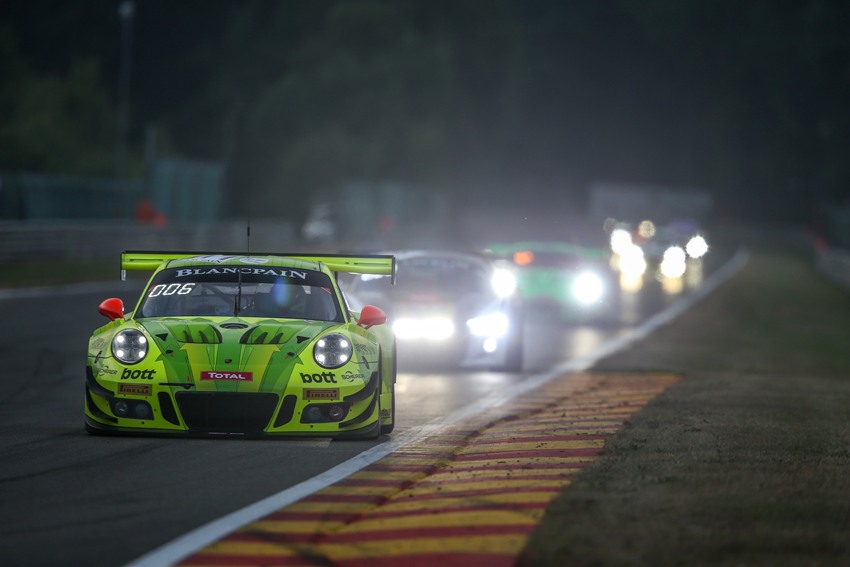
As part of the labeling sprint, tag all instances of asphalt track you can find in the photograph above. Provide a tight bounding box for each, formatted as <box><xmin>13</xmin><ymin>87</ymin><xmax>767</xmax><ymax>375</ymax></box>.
<box><xmin>0</xmin><ymin>250</ymin><xmax>740</xmax><ymax>567</ymax></box>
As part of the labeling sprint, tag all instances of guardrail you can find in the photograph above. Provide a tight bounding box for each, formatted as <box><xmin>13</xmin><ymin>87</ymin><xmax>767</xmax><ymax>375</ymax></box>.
<box><xmin>816</xmin><ymin>246</ymin><xmax>850</xmax><ymax>290</ymax></box>
<box><xmin>0</xmin><ymin>220</ymin><xmax>298</xmax><ymax>264</ymax></box>
<box><xmin>7</xmin><ymin>220</ymin><xmax>850</xmax><ymax>294</ymax></box>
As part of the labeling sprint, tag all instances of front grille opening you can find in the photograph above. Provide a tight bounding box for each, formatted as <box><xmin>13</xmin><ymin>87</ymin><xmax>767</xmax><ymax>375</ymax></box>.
<box><xmin>273</xmin><ymin>395</ymin><xmax>297</xmax><ymax>428</ymax></box>
<box><xmin>158</xmin><ymin>392</ymin><xmax>180</xmax><ymax>425</ymax></box>
<box><xmin>175</xmin><ymin>392</ymin><xmax>279</xmax><ymax>433</ymax></box>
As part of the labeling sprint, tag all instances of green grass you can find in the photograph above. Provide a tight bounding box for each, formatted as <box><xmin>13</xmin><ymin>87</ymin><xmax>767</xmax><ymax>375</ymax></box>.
<box><xmin>520</xmin><ymin>245</ymin><xmax>850</xmax><ymax>566</ymax></box>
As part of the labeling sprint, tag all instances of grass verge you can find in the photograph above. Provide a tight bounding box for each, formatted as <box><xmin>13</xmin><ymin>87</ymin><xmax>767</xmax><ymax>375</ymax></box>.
<box><xmin>520</xmin><ymin>244</ymin><xmax>850</xmax><ymax>566</ymax></box>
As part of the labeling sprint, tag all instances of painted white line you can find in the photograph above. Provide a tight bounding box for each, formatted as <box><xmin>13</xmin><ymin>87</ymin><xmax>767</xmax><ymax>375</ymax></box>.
<box><xmin>125</xmin><ymin>249</ymin><xmax>749</xmax><ymax>567</ymax></box>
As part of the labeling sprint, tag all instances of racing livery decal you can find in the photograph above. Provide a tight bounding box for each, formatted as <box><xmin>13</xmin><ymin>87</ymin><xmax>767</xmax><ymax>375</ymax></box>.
<box><xmin>118</xmin><ymin>383</ymin><xmax>151</xmax><ymax>395</ymax></box>
<box><xmin>200</xmin><ymin>371</ymin><xmax>253</xmax><ymax>381</ymax></box>
<box><xmin>303</xmin><ymin>388</ymin><xmax>340</xmax><ymax>400</ymax></box>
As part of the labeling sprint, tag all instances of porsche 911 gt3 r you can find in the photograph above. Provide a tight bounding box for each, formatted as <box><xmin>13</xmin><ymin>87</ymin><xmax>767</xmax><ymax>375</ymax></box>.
<box><xmin>85</xmin><ymin>252</ymin><xmax>396</xmax><ymax>438</ymax></box>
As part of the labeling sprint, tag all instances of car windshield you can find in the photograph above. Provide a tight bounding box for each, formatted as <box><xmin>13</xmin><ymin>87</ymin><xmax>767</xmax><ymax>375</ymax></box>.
<box><xmin>136</xmin><ymin>266</ymin><xmax>342</xmax><ymax>321</ymax></box>
<box><xmin>354</xmin><ymin>256</ymin><xmax>490</xmax><ymax>295</ymax></box>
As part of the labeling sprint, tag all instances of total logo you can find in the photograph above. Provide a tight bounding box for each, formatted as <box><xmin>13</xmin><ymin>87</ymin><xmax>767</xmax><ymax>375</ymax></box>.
<box><xmin>200</xmin><ymin>371</ymin><xmax>253</xmax><ymax>381</ymax></box>
<box><xmin>300</xmin><ymin>372</ymin><xmax>337</xmax><ymax>384</ymax></box>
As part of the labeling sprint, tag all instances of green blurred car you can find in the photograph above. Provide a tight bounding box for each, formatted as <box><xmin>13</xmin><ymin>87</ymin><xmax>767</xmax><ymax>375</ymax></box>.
<box><xmin>486</xmin><ymin>241</ymin><xmax>616</xmax><ymax>321</ymax></box>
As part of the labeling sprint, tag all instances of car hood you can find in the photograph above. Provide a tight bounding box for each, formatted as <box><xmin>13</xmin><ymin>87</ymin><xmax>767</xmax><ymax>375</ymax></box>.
<box><xmin>136</xmin><ymin>317</ymin><xmax>338</xmax><ymax>390</ymax></box>
<box><xmin>138</xmin><ymin>317</ymin><xmax>336</xmax><ymax>346</ymax></box>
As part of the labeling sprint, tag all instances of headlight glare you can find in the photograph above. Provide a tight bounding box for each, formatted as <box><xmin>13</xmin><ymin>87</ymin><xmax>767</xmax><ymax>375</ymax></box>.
<box><xmin>112</xmin><ymin>329</ymin><xmax>148</xmax><ymax>364</ymax></box>
<box><xmin>686</xmin><ymin>235</ymin><xmax>709</xmax><ymax>258</ymax></box>
<box><xmin>610</xmin><ymin>228</ymin><xmax>632</xmax><ymax>255</ymax></box>
<box><xmin>619</xmin><ymin>244</ymin><xmax>647</xmax><ymax>278</ymax></box>
<box><xmin>491</xmin><ymin>268</ymin><xmax>517</xmax><ymax>298</ymax></box>
<box><xmin>467</xmin><ymin>312</ymin><xmax>509</xmax><ymax>337</ymax></box>
<box><xmin>313</xmin><ymin>333</ymin><xmax>353</xmax><ymax>368</ymax></box>
<box><xmin>572</xmin><ymin>271</ymin><xmax>604</xmax><ymax>305</ymax></box>
<box><xmin>660</xmin><ymin>246</ymin><xmax>687</xmax><ymax>278</ymax></box>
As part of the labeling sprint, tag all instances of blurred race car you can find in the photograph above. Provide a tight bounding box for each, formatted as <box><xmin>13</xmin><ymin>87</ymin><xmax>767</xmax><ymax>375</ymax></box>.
<box><xmin>85</xmin><ymin>251</ymin><xmax>396</xmax><ymax>438</ymax></box>
<box><xmin>487</xmin><ymin>241</ymin><xmax>617</xmax><ymax>322</ymax></box>
<box><xmin>611</xmin><ymin>219</ymin><xmax>709</xmax><ymax>280</ymax></box>
<box><xmin>342</xmin><ymin>250</ymin><xmax>524</xmax><ymax>371</ymax></box>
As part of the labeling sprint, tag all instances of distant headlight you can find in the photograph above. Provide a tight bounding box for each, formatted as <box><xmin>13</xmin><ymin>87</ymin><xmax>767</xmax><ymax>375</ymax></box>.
<box><xmin>619</xmin><ymin>244</ymin><xmax>647</xmax><ymax>278</ymax></box>
<box><xmin>491</xmin><ymin>268</ymin><xmax>517</xmax><ymax>298</ymax></box>
<box><xmin>572</xmin><ymin>271</ymin><xmax>605</xmax><ymax>305</ymax></box>
<box><xmin>467</xmin><ymin>312</ymin><xmax>509</xmax><ymax>337</ymax></box>
<box><xmin>314</xmin><ymin>333</ymin><xmax>352</xmax><ymax>368</ymax></box>
<box><xmin>112</xmin><ymin>329</ymin><xmax>148</xmax><ymax>364</ymax></box>
<box><xmin>660</xmin><ymin>246</ymin><xmax>687</xmax><ymax>278</ymax></box>
<box><xmin>686</xmin><ymin>235</ymin><xmax>709</xmax><ymax>258</ymax></box>
<box><xmin>393</xmin><ymin>317</ymin><xmax>454</xmax><ymax>341</ymax></box>
<box><xmin>610</xmin><ymin>228</ymin><xmax>632</xmax><ymax>255</ymax></box>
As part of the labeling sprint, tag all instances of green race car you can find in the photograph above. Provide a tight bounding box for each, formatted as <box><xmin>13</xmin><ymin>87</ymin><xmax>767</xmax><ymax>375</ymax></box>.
<box><xmin>85</xmin><ymin>251</ymin><xmax>396</xmax><ymax>438</ymax></box>
<box><xmin>487</xmin><ymin>241</ymin><xmax>616</xmax><ymax>321</ymax></box>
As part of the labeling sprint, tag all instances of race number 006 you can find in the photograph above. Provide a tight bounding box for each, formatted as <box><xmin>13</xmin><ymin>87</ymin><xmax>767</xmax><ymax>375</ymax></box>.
<box><xmin>148</xmin><ymin>283</ymin><xmax>195</xmax><ymax>297</ymax></box>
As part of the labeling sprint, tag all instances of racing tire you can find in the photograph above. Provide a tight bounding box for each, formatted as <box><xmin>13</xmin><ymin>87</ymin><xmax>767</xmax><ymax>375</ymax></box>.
<box><xmin>368</xmin><ymin>394</ymin><xmax>382</xmax><ymax>439</ymax></box>
<box><xmin>502</xmin><ymin>310</ymin><xmax>524</xmax><ymax>372</ymax></box>
<box><xmin>380</xmin><ymin>386</ymin><xmax>395</xmax><ymax>435</ymax></box>
<box><xmin>503</xmin><ymin>336</ymin><xmax>523</xmax><ymax>372</ymax></box>
<box><xmin>380</xmin><ymin>341</ymin><xmax>397</xmax><ymax>435</ymax></box>
<box><xmin>85</xmin><ymin>421</ymin><xmax>107</xmax><ymax>435</ymax></box>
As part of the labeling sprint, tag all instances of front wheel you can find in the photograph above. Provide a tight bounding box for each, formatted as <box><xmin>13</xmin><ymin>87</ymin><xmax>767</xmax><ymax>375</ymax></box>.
<box><xmin>502</xmin><ymin>310</ymin><xmax>524</xmax><ymax>372</ymax></box>
<box><xmin>380</xmin><ymin>342</ymin><xmax>396</xmax><ymax>434</ymax></box>
<box><xmin>380</xmin><ymin>385</ymin><xmax>395</xmax><ymax>435</ymax></box>
<box><xmin>503</xmin><ymin>336</ymin><xmax>523</xmax><ymax>372</ymax></box>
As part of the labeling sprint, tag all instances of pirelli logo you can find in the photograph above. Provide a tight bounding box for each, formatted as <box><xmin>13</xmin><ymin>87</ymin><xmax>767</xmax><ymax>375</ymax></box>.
<box><xmin>303</xmin><ymin>388</ymin><xmax>339</xmax><ymax>400</ymax></box>
<box><xmin>118</xmin><ymin>383</ymin><xmax>152</xmax><ymax>396</ymax></box>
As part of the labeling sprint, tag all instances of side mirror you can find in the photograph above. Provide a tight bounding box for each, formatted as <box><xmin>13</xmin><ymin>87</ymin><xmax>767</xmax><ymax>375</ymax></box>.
<box><xmin>357</xmin><ymin>305</ymin><xmax>387</xmax><ymax>329</ymax></box>
<box><xmin>98</xmin><ymin>298</ymin><xmax>125</xmax><ymax>321</ymax></box>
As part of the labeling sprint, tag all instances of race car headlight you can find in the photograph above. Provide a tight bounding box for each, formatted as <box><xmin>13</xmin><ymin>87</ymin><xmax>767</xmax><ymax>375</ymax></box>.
<box><xmin>610</xmin><ymin>228</ymin><xmax>632</xmax><ymax>255</ymax></box>
<box><xmin>660</xmin><ymin>246</ymin><xmax>687</xmax><ymax>278</ymax></box>
<box><xmin>112</xmin><ymin>329</ymin><xmax>148</xmax><ymax>364</ymax></box>
<box><xmin>466</xmin><ymin>312</ymin><xmax>509</xmax><ymax>337</ymax></box>
<box><xmin>685</xmin><ymin>235</ymin><xmax>709</xmax><ymax>259</ymax></box>
<box><xmin>572</xmin><ymin>271</ymin><xmax>605</xmax><ymax>305</ymax></box>
<box><xmin>314</xmin><ymin>333</ymin><xmax>352</xmax><ymax>368</ymax></box>
<box><xmin>619</xmin><ymin>244</ymin><xmax>647</xmax><ymax>278</ymax></box>
<box><xmin>491</xmin><ymin>268</ymin><xmax>517</xmax><ymax>298</ymax></box>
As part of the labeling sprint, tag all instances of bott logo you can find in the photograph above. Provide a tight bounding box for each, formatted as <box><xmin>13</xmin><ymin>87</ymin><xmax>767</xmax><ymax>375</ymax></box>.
<box><xmin>300</xmin><ymin>372</ymin><xmax>337</xmax><ymax>384</ymax></box>
<box><xmin>121</xmin><ymin>368</ymin><xmax>156</xmax><ymax>380</ymax></box>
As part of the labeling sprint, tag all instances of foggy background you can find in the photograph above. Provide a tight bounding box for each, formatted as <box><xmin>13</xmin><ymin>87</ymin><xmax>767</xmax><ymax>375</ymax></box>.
<box><xmin>2</xmin><ymin>0</ymin><xmax>850</xmax><ymax>256</ymax></box>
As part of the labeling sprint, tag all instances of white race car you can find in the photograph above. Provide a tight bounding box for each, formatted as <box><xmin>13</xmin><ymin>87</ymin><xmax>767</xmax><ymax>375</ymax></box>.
<box><xmin>343</xmin><ymin>251</ymin><xmax>524</xmax><ymax>371</ymax></box>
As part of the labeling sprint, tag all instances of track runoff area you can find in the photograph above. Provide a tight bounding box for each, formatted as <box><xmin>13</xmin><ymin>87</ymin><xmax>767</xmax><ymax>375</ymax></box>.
<box><xmin>126</xmin><ymin>250</ymin><xmax>749</xmax><ymax>567</ymax></box>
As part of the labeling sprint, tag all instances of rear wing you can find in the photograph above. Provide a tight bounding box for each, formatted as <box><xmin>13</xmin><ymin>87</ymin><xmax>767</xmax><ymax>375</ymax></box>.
<box><xmin>120</xmin><ymin>251</ymin><xmax>396</xmax><ymax>284</ymax></box>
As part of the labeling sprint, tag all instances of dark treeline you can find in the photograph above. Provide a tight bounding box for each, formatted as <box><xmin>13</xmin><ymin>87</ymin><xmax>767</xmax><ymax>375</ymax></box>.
<box><xmin>2</xmin><ymin>0</ymin><xmax>849</xmax><ymax>222</ymax></box>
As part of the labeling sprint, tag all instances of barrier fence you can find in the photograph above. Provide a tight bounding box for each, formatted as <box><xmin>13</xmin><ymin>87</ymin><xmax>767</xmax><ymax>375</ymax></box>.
<box><xmin>0</xmin><ymin>221</ymin><xmax>297</xmax><ymax>264</ymax></box>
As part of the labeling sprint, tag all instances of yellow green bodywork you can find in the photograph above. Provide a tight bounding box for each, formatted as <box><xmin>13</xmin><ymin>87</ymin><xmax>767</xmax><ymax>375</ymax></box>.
<box><xmin>85</xmin><ymin>252</ymin><xmax>395</xmax><ymax>438</ymax></box>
